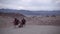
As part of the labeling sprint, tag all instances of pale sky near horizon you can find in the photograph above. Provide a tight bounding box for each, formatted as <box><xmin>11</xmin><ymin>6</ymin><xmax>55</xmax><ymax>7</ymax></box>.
<box><xmin>0</xmin><ymin>0</ymin><xmax>60</xmax><ymax>11</ymax></box>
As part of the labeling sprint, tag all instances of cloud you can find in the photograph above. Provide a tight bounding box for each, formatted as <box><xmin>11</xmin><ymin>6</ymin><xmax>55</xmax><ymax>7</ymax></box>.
<box><xmin>0</xmin><ymin>0</ymin><xmax>60</xmax><ymax>11</ymax></box>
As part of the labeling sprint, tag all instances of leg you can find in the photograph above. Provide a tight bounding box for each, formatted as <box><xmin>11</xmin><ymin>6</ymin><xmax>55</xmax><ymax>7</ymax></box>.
<box><xmin>19</xmin><ymin>24</ymin><xmax>23</xmax><ymax>28</ymax></box>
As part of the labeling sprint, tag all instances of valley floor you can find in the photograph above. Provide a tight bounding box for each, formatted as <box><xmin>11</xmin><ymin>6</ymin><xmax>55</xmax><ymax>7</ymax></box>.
<box><xmin>0</xmin><ymin>25</ymin><xmax>60</xmax><ymax>34</ymax></box>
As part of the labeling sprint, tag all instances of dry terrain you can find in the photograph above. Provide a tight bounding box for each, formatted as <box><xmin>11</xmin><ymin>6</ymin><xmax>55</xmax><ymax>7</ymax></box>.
<box><xmin>0</xmin><ymin>15</ymin><xmax>60</xmax><ymax>28</ymax></box>
<box><xmin>0</xmin><ymin>13</ymin><xmax>60</xmax><ymax>34</ymax></box>
<box><xmin>25</xmin><ymin>16</ymin><xmax>60</xmax><ymax>25</ymax></box>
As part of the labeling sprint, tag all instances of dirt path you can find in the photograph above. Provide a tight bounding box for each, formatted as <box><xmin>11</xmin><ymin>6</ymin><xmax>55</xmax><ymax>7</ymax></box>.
<box><xmin>0</xmin><ymin>25</ymin><xmax>60</xmax><ymax>34</ymax></box>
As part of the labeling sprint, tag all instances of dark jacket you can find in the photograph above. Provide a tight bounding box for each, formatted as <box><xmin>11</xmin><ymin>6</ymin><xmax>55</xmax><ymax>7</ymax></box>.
<box><xmin>14</xmin><ymin>18</ymin><xmax>19</xmax><ymax>25</ymax></box>
<box><xmin>21</xmin><ymin>18</ymin><xmax>26</xmax><ymax>25</ymax></box>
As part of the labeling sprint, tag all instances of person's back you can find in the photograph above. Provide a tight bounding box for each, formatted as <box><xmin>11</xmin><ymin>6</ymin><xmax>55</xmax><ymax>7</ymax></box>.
<box><xmin>13</xmin><ymin>18</ymin><xmax>20</xmax><ymax>28</ymax></box>
<box><xmin>21</xmin><ymin>18</ymin><xmax>26</xmax><ymax>25</ymax></box>
<box><xmin>19</xmin><ymin>18</ymin><xmax>26</xmax><ymax>28</ymax></box>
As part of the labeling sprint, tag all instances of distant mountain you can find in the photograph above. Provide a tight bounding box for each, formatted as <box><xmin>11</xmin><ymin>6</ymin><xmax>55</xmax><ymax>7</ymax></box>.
<box><xmin>0</xmin><ymin>9</ymin><xmax>60</xmax><ymax>16</ymax></box>
<box><xmin>0</xmin><ymin>12</ymin><xmax>25</xmax><ymax>18</ymax></box>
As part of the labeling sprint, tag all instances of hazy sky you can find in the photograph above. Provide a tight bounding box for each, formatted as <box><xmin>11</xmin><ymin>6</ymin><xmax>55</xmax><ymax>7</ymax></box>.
<box><xmin>0</xmin><ymin>0</ymin><xmax>60</xmax><ymax>11</ymax></box>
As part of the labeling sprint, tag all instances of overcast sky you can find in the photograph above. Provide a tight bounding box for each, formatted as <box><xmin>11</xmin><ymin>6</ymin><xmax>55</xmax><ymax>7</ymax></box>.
<box><xmin>0</xmin><ymin>0</ymin><xmax>60</xmax><ymax>11</ymax></box>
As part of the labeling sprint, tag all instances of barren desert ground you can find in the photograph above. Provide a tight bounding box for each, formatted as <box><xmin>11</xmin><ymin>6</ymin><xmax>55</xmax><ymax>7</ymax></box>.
<box><xmin>0</xmin><ymin>15</ymin><xmax>60</xmax><ymax>28</ymax></box>
<box><xmin>0</xmin><ymin>15</ymin><xmax>60</xmax><ymax>34</ymax></box>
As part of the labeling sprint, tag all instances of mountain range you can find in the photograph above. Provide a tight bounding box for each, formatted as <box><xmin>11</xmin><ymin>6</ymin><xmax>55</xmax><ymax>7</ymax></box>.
<box><xmin>0</xmin><ymin>9</ymin><xmax>60</xmax><ymax>16</ymax></box>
